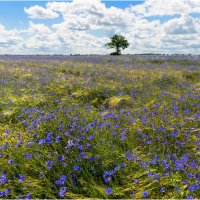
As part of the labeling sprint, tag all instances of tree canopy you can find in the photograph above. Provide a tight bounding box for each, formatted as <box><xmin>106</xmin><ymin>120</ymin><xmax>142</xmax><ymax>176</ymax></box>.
<box><xmin>105</xmin><ymin>34</ymin><xmax>129</xmax><ymax>55</ymax></box>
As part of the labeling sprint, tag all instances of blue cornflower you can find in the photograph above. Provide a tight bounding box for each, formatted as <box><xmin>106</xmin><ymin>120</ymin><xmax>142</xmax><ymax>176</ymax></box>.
<box><xmin>86</xmin><ymin>143</ymin><xmax>91</xmax><ymax>147</ymax></box>
<box><xmin>121</xmin><ymin>131</ymin><xmax>126</xmax><ymax>140</ymax></box>
<box><xmin>57</xmin><ymin>156</ymin><xmax>65</xmax><ymax>162</ymax></box>
<box><xmin>142</xmin><ymin>190</ymin><xmax>149</xmax><ymax>198</ymax></box>
<box><xmin>8</xmin><ymin>159</ymin><xmax>14</xmax><ymax>164</ymax></box>
<box><xmin>87</xmin><ymin>135</ymin><xmax>94</xmax><ymax>140</ymax></box>
<box><xmin>120</xmin><ymin>163</ymin><xmax>125</xmax><ymax>168</ymax></box>
<box><xmin>195</xmin><ymin>173</ymin><xmax>199</xmax><ymax>180</ymax></box>
<box><xmin>134</xmin><ymin>179</ymin><xmax>139</xmax><ymax>183</ymax></box>
<box><xmin>0</xmin><ymin>191</ymin><xmax>5</xmax><ymax>197</ymax></box>
<box><xmin>5</xmin><ymin>188</ymin><xmax>11</xmax><ymax>195</ymax></box>
<box><xmin>19</xmin><ymin>174</ymin><xmax>25</xmax><ymax>182</ymax></box>
<box><xmin>46</xmin><ymin>134</ymin><xmax>53</xmax><ymax>144</ymax></box>
<box><xmin>16</xmin><ymin>140</ymin><xmax>23</xmax><ymax>147</ymax></box>
<box><xmin>26</xmin><ymin>142</ymin><xmax>33</xmax><ymax>147</ymax></box>
<box><xmin>80</xmin><ymin>152</ymin><xmax>86</xmax><ymax>158</ymax></box>
<box><xmin>0</xmin><ymin>175</ymin><xmax>8</xmax><ymax>185</ymax></box>
<box><xmin>78</xmin><ymin>145</ymin><xmax>84</xmax><ymax>150</ymax></box>
<box><xmin>25</xmin><ymin>193</ymin><xmax>32</xmax><ymax>200</ymax></box>
<box><xmin>147</xmin><ymin>172</ymin><xmax>152</xmax><ymax>177</ymax></box>
<box><xmin>126</xmin><ymin>151</ymin><xmax>135</xmax><ymax>161</ymax></box>
<box><xmin>186</xmin><ymin>195</ymin><xmax>194</xmax><ymax>199</ymax></box>
<box><xmin>183</xmin><ymin>180</ymin><xmax>189</xmax><ymax>185</ymax></box>
<box><xmin>154</xmin><ymin>173</ymin><xmax>159</xmax><ymax>179</ymax></box>
<box><xmin>46</xmin><ymin>160</ymin><xmax>54</xmax><ymax>170</ymax></box>
<box><xmin>60</xmin><ymin>175</ymin><xmax>67</xmax><ymax>184</ymax></box>
<box><xmin>104</xmin><ymin>176</ymin><xmax>112</xmax><ymax>183</ymax></box>
<box><xmin>187</xmin><ymin>173</ymin><xmax>193</xmax><ymax>179</ymax></box>
<box><xmin>55</xmin><ymin>175</ymin><xmax>67</xmax><ymax>186</ymax></box>
<box><xmin>56</xmin><ymin>136</ymin><xmax>61</xmax><ymax>143</ymax></box>
<box><xmin>174</xmin><ymin>160</ymin><xmax>184</xmax><ymax>171</ymax></box>
<box><xmin>25</xmin><ymin>154</ymin><xmax>32</xmax><ymax>159</ymax></box>
<box><xmin>38</xmin><ymin>139</ymin><xmax>46</xmax><ymax>145</ymax></box>
<box><xmin>171</xmin><ymin>129</ymin><xmax>178</xmax><ymax>138</ymax></box>
<box><xmin>189</xmin><ymin>160</ymin><xmax>197</xmax><ymax>169</ymax></box>
<box><xmin>55</xmin><ymin>180</ymin><xmax>61</xmax><ymax>186</ymax></box>
<box><xmin>164</xmin><ymin>163</ymin><xmax>169</xmax><ymax>169</ymax></box>
<box><xmin>59</xmin><ymin>187</ymin><xmax>67</xmax><ymax>197</ymax></box>
<box><xmin>151</xmin><ymin>160</ymin><xmax>157</xmax><ymax>165</ymax></box>
<box><xmin>188</xmin><ymin>183</ymin><xmax>199</xmax><ymax>192</ymax></box>
<box><xmin>73</xmin><ymin>166</ymin><xmax>81</xmax><ymax>171</ymax></box>
<box><xmin>2</xmin><ymin>170</ymin><xmax>7</xmax><ymax>175</ymax></box>
<box><xmin>105</xmin><ymin>187</ymin><xmax>112</xmax><ymax>195</ymax></box>
<box><xmin>160</xmin><ymin>187</ymin><xmax>166</xmax><ymax>192</ymax></box>
<box><xmin>4</xmin><ymin>130</ymin><xmax>10</xmax><ymax>134</ymax></box>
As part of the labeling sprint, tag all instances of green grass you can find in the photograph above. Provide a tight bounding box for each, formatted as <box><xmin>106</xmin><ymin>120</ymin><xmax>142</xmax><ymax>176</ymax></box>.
<box><xmin>0</xmin><ymin>58</ymin><xmax>199</xmax><ymax>199</ymax></box>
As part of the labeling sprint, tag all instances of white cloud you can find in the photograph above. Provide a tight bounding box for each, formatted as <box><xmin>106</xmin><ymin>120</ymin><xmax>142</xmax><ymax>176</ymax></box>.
<box><xmin>0</xmin><ymin>24</ymin><xmax>22</xmax><ymax>47</ymax></box>
<box><xmin>28</xmin><ymin>21</ymin><xmax>52</xmax><ymax>35</ymax></box>
<box><xmin>24</xmin><ymin>5</ymin><xmax>59</xmax><ymax>19</ymax></box>
<box><xmin>130</xmin><ymin>0</ymin><xmax>200</xmax><ymax>16</ymax></box>
<box><xmin>1</xmin><ymin>0</ymin><xmax>200</xmax><ymax>54</ymax></box>
<box><xmin>164</xmin><ymin>15</ymin><xmax>198</xmax><ymax>34</ymax></box>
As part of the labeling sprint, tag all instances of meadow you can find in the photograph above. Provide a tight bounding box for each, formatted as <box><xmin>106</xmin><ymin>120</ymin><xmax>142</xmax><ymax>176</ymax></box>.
<box><xmin>0</xmin><ymin>55</ymin><xmax>199</xmax><ymax>199</ymax></box>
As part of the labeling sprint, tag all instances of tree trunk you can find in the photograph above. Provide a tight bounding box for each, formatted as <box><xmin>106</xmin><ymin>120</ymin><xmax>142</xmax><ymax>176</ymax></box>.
<box><xmin>116</xmin><ymin>46</ymin><xmax>121</xmax><ymax>55</ymax></box>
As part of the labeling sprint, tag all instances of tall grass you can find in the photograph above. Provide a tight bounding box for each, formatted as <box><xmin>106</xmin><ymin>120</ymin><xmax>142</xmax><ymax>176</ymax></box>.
<box><xmin>0</xmin><ymin>58</ymin><xmax>199</xmax><ymax>199</ymax></box>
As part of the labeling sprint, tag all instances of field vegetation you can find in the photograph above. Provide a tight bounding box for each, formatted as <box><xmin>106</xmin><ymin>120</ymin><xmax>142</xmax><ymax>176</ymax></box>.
<box><xmin>0</xmin><ymin>56</ymin><xmax>199</xmax><ymax>199</ymax></box>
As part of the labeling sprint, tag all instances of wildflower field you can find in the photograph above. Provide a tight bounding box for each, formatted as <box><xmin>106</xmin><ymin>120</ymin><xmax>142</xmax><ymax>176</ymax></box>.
<box><xmin>0</xmin><ymin>55</ymin><xmax>200</xmax><ymax>199</ymax></box>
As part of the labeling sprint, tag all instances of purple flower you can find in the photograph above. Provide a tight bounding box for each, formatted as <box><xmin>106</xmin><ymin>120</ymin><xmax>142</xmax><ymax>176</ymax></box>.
<box><xmin>19</xmin><ymin>174</ymin><xmax>25</xmax><ymax>182</ymax></box>
<box><xmin>8</xmin><ymin>159</ymin><xmax>14</xmax><ymax>164</ymax></box>
<box><xmin>87</xmin><ymin>135</ymin><xmax>94</xmax><ymax>140</ymax></box>
<box><xmin>4</xmin><ymin>130</ymin><xmax>10</xmax><ymax>134</ymax></box>
<box><xmin>183</xmin><ymin>180</ymin><xmax>189</xmax><ymax>185</ymax></box>
<box><xmin>189</xmin><ymin>160</ymin><xmax>198</xmax><ymax>169</ymax></box>
<box><xmin>0</xmin><ymin>175</ymin><xmax>8</xmax><ymax>185</ymax></box>
<box><xmin>73</xmin><ymin>166</ymin><xmax>81</xmax><ymax>171</ymax></box>
<box><xmin>38</xmin><ymin>139</ymin><xmax>46</xmax><ymax>145</ymax></box>
<box><xmin>55</xmin><ymin>175</ymin><xmax>67</xmax><ymax>186</ymax></box>
<box><xmin>121</xmin><ymin>131</ymin><xmax>126</xmax><ymax>140</ymax></box>
<box><xmin>104</xmin><ymin>176</ymin><xmax>112</xmax><ymax>183</ymax></box>
<box><xmin>160</xmin><ymin>187</ymin><xmax>166</xmax><ymax>192</ymax></box>
<box><xmin>5</xmin><ymin>188</ymin><xmax>11</xmax><ymax>195</ymax></box>
<box><xmin>134</xmin><ymin>179</ymin><xmax>139</xmax><ymax>183</ymax></box>
<box><xmin>25</xmin><ymin>193</ymin><xmax>32</xmax><ymax>200</ymax></box>
<box><xmin>120</xmin><ymin>163</ymin><xmax>125</xmax><ymax>168</ymax></box>
<box><xmin>46</xmin><ymin>160</ymin><xmax>54</xmax><ymax>170</ymax></box>
<box><xmin>187</xmin><ymin>173</ymin><xmax>193</xmax><ymax>179</ymax></box>
<box><xmin>25</xmin><ymin>154</ymin><xmax>32</xmax><ymax>159</ymax></box>
<box><xmin>188</xmin><ymin>183</ymin><xmax>199</xmax><ymax>192</ymax></box>
<box><xmin>126</xmin><ymin>151</ymin><xmax>136</xmax><ymax>161</ymax></box>
<box><xmin>154</xmin><ymin>173</ymin><xmax>159</xmax><ymax>179</ymax></box>
<box><xmin>147</xmin><ymin>172</ymin><xmax>152</xmax><ymax>177</ymax></box>
<box><xmin>26</xmin><ymin>142</ymin><xmax>33</xmax><ymax>147</ymax></box>
<box><xmin>16</xmin><ymin>140</ymin><xmax>23</xmax><ymax>147</ymax></box>
<box><xmin>59</xmin><ymin>187</ymin><xmax>67</xmax><ymax>197</ymax></box>
<box><xmin>60</xmin><ymin>175</ymin><xmax>67</xmax><ymax>184</ymax></box>
<box><xmin>164</xmin><ymin>163</ymin><xmax>169</xmax><ymax>169</ymax></box>
<box><xmin>56</xmin><ymin>136</ymin><xmax>61</xmax><ymax>143</ymax></box>
<box><xmin>57</xmin><ymin>156</ymin><xmax>65</xmax><ymax>162</ymax></box>
<box><xmin>142</xmin><ymin>190</ymin><xmax>149</xmax><ymax>198</ymax></box>
<box><xmin>186</xmin><ymin>195</ymin><xmax>194</xmax><ymax>199</ymax></box>
<box><xmin>46</xmin><ymin>134</ymin><xmax>53</xmax><ymax>144</ymax></box>
<box><xmin>0</xmin><ymin>191</ymin><xmax>5</xmax><ymax>197</ymax></box>
<box><xmin>105</xmin><ymin>187</ymin><xmax>112</xmax><ymax>195</ymax></box>
<box><xmin>80</xmin><ymin>152</ymin><xmax>86</xmax><ymax>158</ymax></box>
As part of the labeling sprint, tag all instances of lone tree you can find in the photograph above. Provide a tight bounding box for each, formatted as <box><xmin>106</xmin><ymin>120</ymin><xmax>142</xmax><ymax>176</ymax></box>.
<box><xmin>105</xmin><ymin>34</ymin><xmax>129</xmax><ymax>55</ymax></box>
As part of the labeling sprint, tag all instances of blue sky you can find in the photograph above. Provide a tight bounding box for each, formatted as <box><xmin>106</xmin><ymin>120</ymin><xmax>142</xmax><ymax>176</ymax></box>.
<box><xmin>0</xmin><ymin>0</ymin><xmax>200</xmax><ymax>54</ymax></box>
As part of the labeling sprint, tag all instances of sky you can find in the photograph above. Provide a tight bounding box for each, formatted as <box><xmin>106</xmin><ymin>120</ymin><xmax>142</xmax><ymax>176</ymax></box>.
<box><xmin>0</xmin><ymin>0</ymin><xmax>200</xmax><ymax>55</ymax></box>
